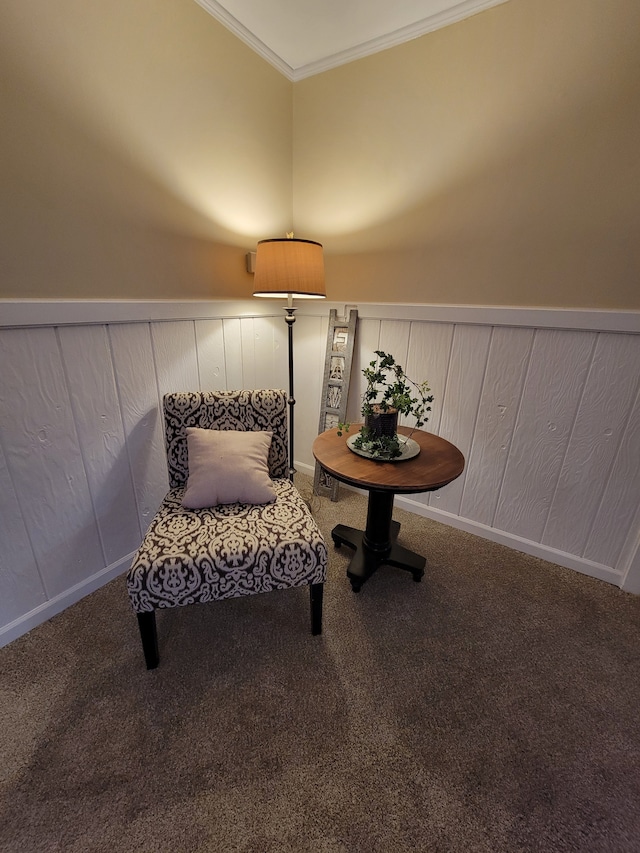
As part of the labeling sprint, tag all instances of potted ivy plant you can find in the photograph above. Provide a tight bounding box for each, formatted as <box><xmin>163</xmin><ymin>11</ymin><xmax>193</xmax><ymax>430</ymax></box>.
<box><xmin>339</xmin><ymin>350</ymin><xmax>433</xmax><ymax>459</ymax></box>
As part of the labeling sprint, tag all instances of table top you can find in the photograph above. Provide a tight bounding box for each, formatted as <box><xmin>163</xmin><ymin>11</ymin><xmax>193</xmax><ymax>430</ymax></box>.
<box><xmin>312</xmin><ymin>425</ymin><xmax>465</xmax><ymax>494</ymax></box>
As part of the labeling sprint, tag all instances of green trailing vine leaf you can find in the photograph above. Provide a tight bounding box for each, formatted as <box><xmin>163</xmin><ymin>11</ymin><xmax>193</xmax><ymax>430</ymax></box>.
<box><xmin>355</xmin><ymin>350</ymin><xmax>434</xmax><ymax>459</ymax></box>
<box><xmin>352</xmin><ymin>427</ymin><xmax>403</xmax><ymax>459</ymax></box>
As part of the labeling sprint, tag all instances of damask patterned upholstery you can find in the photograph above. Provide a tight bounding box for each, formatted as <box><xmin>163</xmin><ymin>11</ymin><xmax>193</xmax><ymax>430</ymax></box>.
<box><xmin>127</xmin><ymin>390</ymin><xmax>327</xmax><ymax>669</ymax></box>
<box><xmin>164</xmin><ymin>390</ymin><xmax>289</xmax><ymax>488</ymax></box>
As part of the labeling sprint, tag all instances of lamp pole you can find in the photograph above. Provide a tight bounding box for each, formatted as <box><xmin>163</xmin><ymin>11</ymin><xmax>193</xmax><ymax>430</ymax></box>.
<box><xmin>285</xmin><ymin>297</ymin><xmax>296</xmax><ymax>481</ymax></box>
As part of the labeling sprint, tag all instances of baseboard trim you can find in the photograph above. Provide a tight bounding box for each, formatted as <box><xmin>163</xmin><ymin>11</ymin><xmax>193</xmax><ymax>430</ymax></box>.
<box><xmin>395</xmin><ymin>494</ymin><xmax>622</xmax><ymax>587</ymax></box>
<box><xmin>0</xmin><ymin>552</ymin><xmax>135</xmax><ymax>648</ymax></box>
<box><xmin>620</xmin><ymin>539</ymin><xmax>640</xmax><ymax>595</ymax></box>
<box><xmin>296</xmin><ymin>462</ymin><xmax>623</xmax><ymax>589</ymax></box>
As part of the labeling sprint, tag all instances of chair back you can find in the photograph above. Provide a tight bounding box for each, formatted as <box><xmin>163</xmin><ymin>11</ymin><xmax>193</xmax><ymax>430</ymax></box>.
<box><xmin>163</xmin><ymin>390</ymin><xmax>288</xmax><ymax>488</ymax></box>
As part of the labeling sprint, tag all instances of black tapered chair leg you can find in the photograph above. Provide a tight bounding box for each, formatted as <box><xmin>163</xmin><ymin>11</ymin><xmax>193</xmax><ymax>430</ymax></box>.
<box><xmin>310</xmin><ymin>582</ymin><xmax>323</xmax><ymax>635</ymax></box>
<box><xmin>137</xmin><ymin>611</ymin><xmax>159</xmax><ymax>669</ymax></box>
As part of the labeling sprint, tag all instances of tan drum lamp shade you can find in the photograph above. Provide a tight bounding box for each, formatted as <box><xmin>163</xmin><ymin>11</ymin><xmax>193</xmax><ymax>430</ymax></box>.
<box><xmin>253</xmin><ymin>237</ymin><xmax>326</xmax><ymax>480</ymax></box>
<box><xmin>253</xmin><ymin>237</ymin><xmax>325</xmax><ymax>301</ymax></box>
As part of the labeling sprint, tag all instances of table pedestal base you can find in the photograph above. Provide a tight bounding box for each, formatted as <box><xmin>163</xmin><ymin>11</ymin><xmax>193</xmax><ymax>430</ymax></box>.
<box><xmin>331</xmin><ymin>490</ymin><xmax>426</xmax><ymax>592</ymax></box>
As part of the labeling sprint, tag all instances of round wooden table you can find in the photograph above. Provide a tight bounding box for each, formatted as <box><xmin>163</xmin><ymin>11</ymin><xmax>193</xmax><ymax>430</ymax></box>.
<box><xmin>312</xmin><ymin>425</ymin><xmax>465</xmax><ymax>591</ymax></box>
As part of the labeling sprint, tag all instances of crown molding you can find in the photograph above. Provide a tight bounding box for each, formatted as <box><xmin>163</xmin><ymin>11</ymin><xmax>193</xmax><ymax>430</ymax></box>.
<box><xmin>195</xmin><ymin>0</ymin><xmax>512</xmax><ymax>82</ymax></box>
<box><xmin>291</xmin><ymin>0</ymin><xmax>512</xmax><ymax>80</ymax></box>
<box><xmin>194</xmin><ymin>0</ymin><xmax>295</xmax><ymax>80</ymax></box>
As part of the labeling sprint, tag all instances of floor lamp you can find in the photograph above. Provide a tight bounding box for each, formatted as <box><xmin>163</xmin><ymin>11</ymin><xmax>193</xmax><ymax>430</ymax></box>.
<box><xmin>253</xmin><ymin>237</ymin><xmax>326</xmax><ymax>481</ymax></box>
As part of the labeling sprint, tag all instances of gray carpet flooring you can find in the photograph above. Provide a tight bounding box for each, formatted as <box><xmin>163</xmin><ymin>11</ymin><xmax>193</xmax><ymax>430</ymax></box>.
<box><xmin>1</xmin><ymin>476</ymin><xmax>640</xmax><ymax>853</ymax></box>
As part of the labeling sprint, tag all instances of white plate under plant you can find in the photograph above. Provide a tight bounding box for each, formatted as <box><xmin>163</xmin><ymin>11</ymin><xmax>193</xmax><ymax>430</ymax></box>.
<box><xmin>346</xmin><ymin>433</ymin><xmax>421</xmax><ymax>462</ymax></box>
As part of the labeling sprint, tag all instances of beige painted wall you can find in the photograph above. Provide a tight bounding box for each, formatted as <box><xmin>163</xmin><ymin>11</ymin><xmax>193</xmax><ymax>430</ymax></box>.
<box><xmin>0</xmin><ymin>0</ymin><xmax>291</xmax><ymax>299</ymax></box>
<box><xmin>2</xmin><ymin>0</ymin><xmax>638</xmax><ymax>309</ymax></box>
<box><xmin>293</xmin><ymin>0</ymin><xmax>640</xmax><ymax>309</ymax></box>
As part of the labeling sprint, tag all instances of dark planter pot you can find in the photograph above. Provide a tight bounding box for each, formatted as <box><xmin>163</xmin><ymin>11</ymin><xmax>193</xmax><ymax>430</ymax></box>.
<box><xmin>365</xmin><ymin>407</ymin><xmax>398</xmax><ymax>438</ymax></box>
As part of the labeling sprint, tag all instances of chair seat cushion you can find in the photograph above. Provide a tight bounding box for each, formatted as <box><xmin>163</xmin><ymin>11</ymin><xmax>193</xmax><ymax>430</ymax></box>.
<box><xmin>127</xmin><ymin>478</ymin><xmax>327</xmax><ymax>613</ymax></box>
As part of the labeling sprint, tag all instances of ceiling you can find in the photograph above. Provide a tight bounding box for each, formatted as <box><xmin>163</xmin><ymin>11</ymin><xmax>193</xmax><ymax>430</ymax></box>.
<box><xmin>195</xmin><ymin>0</ymin><xmax>511</xmax><ymax>81</ymax></box>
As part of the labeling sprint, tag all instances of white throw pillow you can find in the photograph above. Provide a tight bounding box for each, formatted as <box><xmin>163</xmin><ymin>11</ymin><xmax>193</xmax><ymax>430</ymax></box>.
<box><xmin>181</xmin><ymin>428</ymin><xmax>276</xmax><ymax>508</ymax></box>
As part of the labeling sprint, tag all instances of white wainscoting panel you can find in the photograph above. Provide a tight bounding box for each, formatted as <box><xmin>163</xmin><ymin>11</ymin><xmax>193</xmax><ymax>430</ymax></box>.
<box><xmin>583</xmin><ymin>380</ymin><xmax>640</xmax><ymax>567</ymax></box>
<box><xmin>379</xmin><ymin>320</ymin><xmax>410</xmax><ymax>384</ymax></box>
<box><xmin>542</xmin><ymin>332</ymin><xmax>640</xmax><ymax>558</ymax></box>
<box><xmin>108</xmin><ymin>323</ymin><xmax>169</xmax><ymax>533</ymax></box>
<box><xmin>240</xmin><ymin>315</ymin><xmax>288</xmax><ymax>391</ymax></box>
<box><xmin>492</xmin><ymin>329</ymin><xmax>596</xmax><ymax>542</ymax></box>
<box><xmin>1</xmin><ymin>304</ymin><xmax>639</xmax><ymax>646</ymax></box>
<box><xmin>151</xmin><ymin>321</ymin><xmax>201</xmax><ymax>397</ymax></box>
<box><xmin>428</xmin><ymin>323</ymin><xmax>493</xmax><ymax>516</ymax></box>
<box><xmin>222</xmin><ymin>318</ymin><xmax>244</xmax><ymax>390</ymax></box>
<box><xmin>194</xmin><ymin>319</ymin><xmax>227</xmax><ymax>391</ymax></box>
<box><xmin>0</xmin><ymin>442</ymin><xmax>47</xmax><ymax>623</ymax></box>
<box><xmin>58</xmin><ymin>325</ymin><xmax>141</xmax><ymax>564</ymax></box>
<box><xmin>459</xmin><ymin>326</ymin><xmax>534</xmax><ymax>526</ymax></box>
<box><xmin>0</xmin><ymin>328</ymin><xmax>104</xmax><ymax>599</ymax></box>
<box><xmin>405</xmin><ymin>321</ymin><xmax>455</xmax><ymax>438</ymax></box>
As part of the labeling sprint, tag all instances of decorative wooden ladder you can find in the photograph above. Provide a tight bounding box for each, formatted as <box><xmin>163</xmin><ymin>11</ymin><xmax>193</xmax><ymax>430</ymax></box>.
<box><xmin>313</xmin><ymin>308</ymin><xmax>358</xmax><ymax>500</ymax></box>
